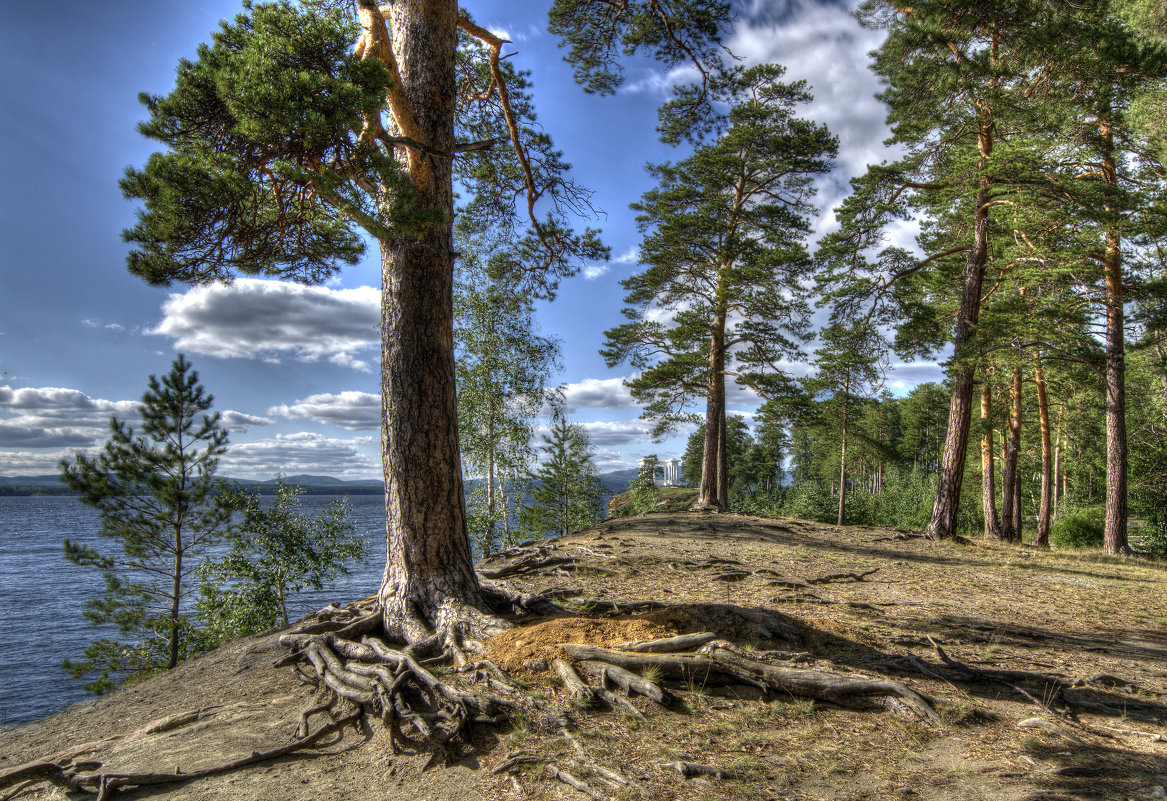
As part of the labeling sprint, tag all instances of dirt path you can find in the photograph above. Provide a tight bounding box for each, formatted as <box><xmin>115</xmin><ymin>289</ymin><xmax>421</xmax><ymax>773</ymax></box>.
<box><xmin>4</xmin><ymin>512</ymin><xmax>1167</xmax><ymax>800</ymax></box>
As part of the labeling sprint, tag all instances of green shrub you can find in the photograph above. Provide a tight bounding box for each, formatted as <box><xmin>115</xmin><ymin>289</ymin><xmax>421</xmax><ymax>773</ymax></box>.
<box><xmin>1050</xmin><ymin>507</ymin><xmax>1105</xmax><ymax>549</ymax></box>
<box><xmin>782</xmin><ymin>481</ymin><xmax>835</xmax><ymax>523</ymax></box>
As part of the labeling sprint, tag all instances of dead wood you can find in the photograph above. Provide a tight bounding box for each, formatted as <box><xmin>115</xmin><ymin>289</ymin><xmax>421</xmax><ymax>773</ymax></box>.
<box><xmin>581</xmin><ymin>660</ymin><xmax>676</xmax><ymax>706</ymax></box>
<box><xmin>1017</xmin><ymin>717</ymin><xmax>1088</xmax><ymax>745</ymax></box>
<box><xmin>657</xmin><ymin>760</ymin><xmax>744</xmax><ymax>779</ymax></box>
<box><xmin>559</xmin><ymin>643</ymin><xmax>939</xmax><ymax>723</ymax></box>
<box><xmin>552</xmin><ymin>659</ymin><xmax>599</xmax><ymax>708</ymax></box>
<box><xmin>806</xmin><ymin>567</ymin><xmax>881</xmax><ymax>584</ymax></box>
<box><xmin>544</xmin><ymin>764</ymin><xmax>605</xmax><ymax>799</ymax></box>
<box><xmin>618</xmin><ymin>631</ymin><xmax>718</xmax><ymax>653</ymax></box>
<box><xmin>2</xmin><ymin>711</ymin><xmax>360</xmax><ymax>800</ymax></box>
<box><xmin>492</xmin><ymin>752</ymin><xmax>550</xmax><ymax>774</ymax></box>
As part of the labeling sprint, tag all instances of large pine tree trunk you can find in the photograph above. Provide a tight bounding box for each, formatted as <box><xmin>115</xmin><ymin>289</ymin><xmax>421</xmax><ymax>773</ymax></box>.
<box><xmin>924</xmin><ymin>181</ymin><xmax>989</xmax><ymax>540</ymax></box>
<box><xmin>698</xmin><ymin>319</ymin><xmax>728</xmax><ymax>511</ymax></box>
<box><xmin>837</xmin><ymin>387</ymin><xmax>849</xmax><ymax>527</ymax></box>
<box><xmin>377</xmin><ymin>0</ymin><xmax>490</xmax><ymax>643</ymax></box>
<box><xmin>1099</xmin><ymin>121</ymin><xmax>1130</xmax><ymax>555</ymax></box>
<box><xmin>1103</xmin><ymin>230</ymin><xmax>1130</xmax><ymax>554</ymax></box>
<box><xmin>981</xmin><ymin>382</ymin><xmax>1001</xmax><ymax>539</ymax></box>
<box><xmin>1034</xmin><ymin>353</ymin><xmax>1052</xmax><ymax>548</ymax></box>
<box><xmin>1001</xmin><ymin>362</ymin><xmax>1022</xmax><ymax>543</ymax></box>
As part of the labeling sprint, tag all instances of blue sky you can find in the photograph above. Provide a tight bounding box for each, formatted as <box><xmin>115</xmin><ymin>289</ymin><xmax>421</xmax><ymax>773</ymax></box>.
<box><xmin>0</xmin><ymin>0</ymin><xmax>942</xmax><ymax>480</ymax></box>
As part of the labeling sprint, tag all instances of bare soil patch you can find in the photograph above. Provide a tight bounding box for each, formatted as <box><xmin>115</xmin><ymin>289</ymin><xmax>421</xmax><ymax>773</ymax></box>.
<box><xmin>5</xmin><ymin>512</ymin><xmax>1167</xmax><ymax>801</ymax></box>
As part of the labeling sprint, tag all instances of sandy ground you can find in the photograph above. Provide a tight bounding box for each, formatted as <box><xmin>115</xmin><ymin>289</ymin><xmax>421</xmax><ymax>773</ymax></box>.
<box><xmin>4</xmin><ymin>511</ymin><xmax>1167</xmax><ymax>801</ymax></box>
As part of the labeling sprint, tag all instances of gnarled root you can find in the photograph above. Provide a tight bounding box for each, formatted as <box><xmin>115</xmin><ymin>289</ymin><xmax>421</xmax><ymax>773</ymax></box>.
<box><xmin>560</xmin><ymin>642</ymin><xmax>940</xmax><ymax>724</ymax></box>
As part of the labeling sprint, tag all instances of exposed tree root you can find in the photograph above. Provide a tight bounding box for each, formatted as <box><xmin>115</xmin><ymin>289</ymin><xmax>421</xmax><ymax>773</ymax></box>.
<box><xmin>0</xmin><ymin>710</ymin><xmax>360</xmax><ymax>801</ymax></box>
<box><xmin>658</xmin><ymin>760</ymin><xmax>745</xmax><ymax>779</ymax></box>
<box><xmin>560</xmin><ymin>642</ymin><xmax>940</xmax><ymax>723</ymax></box>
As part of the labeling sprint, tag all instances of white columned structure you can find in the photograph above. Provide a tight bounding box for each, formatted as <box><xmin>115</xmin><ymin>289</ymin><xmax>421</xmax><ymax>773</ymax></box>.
<box><xmin>636</xmin><ymin>457</ymin><xmax>682</xmax><ymax>486</ymax></box>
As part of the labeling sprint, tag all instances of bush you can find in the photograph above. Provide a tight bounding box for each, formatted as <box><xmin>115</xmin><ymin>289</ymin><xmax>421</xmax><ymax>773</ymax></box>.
<box><xmin>1050</xmin><ymin>507</ymin><xmax>1105</xmax><ymax>549</ymax></box>
<box><xmin>782</xmin><ymin>481</ymin><xmax>835</xmax><ymax>523</ymax></box>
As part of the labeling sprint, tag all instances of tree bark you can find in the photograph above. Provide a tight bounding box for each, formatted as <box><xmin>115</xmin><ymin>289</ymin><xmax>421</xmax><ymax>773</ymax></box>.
<box><xmin>838</xmin><ymin>383</ymin><xmax>849</xmax><ymax>527</ymax></box>
<box><xmin>376</xmin><ymin>0</ymin><xmax>490</xmax><ymax>643</ymax></box>
<box><xmin>1101</xmin><ymin>122</ymin><xmax>1130</xmax><ymax>555</ymax></box>
<box><xmin>698</xmin><ymin>317</ymin><xmax>728</xmax><ymax>511</ymax></box>
<box><xmin>924</xmin><ymin>190</ymin><xmax>989</xmax><ymax>539</ymax></box>
<box><xmin>1034</xmin><ymin>353</ymin><xmax>1052</xmax><ymax>548</ymax></box>
<box><xmin>1052</xmin><ymin>411</ymin><xmax>1062</xmax><ymax>520</ymax></box>
<box><xmin>981</xmin><ymin>382</ymin><xmax>1001</xmax><ymax>539</ymax></box>
<box><xmin>1001</xmin><ymin>362</ymin><xmax>1022</xmax><ymax>543</ymax></box>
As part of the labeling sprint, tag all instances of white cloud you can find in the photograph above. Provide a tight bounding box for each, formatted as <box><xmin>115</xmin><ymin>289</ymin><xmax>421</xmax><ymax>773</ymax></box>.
<box><xmin>218</xmin><ymin>410</ymin><xmax>273</xmax><ymax>433</ymax></box>
<box><xmin>219</xmin><ymin>432</ymin><xmax>379</xmax><ymax>481</ymax></box>
<box><xmin>150</xmin><ymin>279</ymin><xmax>380</xmax><ymax>372</ymax></box>
<box><xmin>583</xmin><ymin>264</ymin><xmax>610</xmax><ymax>280</ymax></box>
<box><xmin>269</xmin><ymin>391</ymin><xmax>380</xmax><ymax>431</ymax></box>
<box><xmin>558</xmin><ymin>378</ymin><xmax>635</xmax><ymax>412</ymax></box>
<box><xmin>0</xmin><ymin>386</ymin><xmax>140</xmax><ymax>449</ymax></box>
<box><xmin>613</xmin><ymin>246</ymin><xmax>641</xmax><ymax>265</ymax></box>
<box><xmin>579</xmin><ymin>419</ymin><xmax>654</xmax><ymax>447</ymax></box>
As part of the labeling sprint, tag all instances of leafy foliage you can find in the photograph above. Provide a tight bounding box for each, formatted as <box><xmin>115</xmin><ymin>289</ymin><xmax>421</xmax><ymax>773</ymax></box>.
<box><xmin>60</xmin><ymin>355</ymin><xmax>231</xmax><ymax>694</ymax></box>
<box><xmin>197</xmin><ymin>484</ymin><xmax>363</xmax><ymax>643</ymax></box>
<box><xmin>1050</xmin><ymin>508</ymin><xmax>1106</xmax><ymax>549</ymax></box>
<box><xmin>455</xmin><ymin>229</ymin><xmax>560</xmax><ymax>555</ymax></box>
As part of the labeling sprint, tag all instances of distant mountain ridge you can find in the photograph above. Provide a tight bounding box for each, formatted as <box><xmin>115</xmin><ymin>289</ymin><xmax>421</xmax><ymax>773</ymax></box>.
<box><xmin>0</xmin><ymin>471</ymin><xmax>639</xmax><ymax>496</ymax></box>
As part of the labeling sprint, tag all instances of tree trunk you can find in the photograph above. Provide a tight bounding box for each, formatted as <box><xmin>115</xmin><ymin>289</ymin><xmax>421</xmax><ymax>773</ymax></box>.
<box><xmin>981</xmin><ymin>382</ymin><xmax>1001</xmax><ymax>539</ymax></box>
<box><xmin>485</xmin><ymin>407</ymin><xmax>496</xmax><ymax>556</ymax></box>
<box><xmin>1034</xmin><ymin>353</ymin><xmax>1052</xmax><ymax>548</ymax></box>
<box><xmin>377</xmin><ymin>0</ymin><xmax>490</xmax><ymax>644</ymax></box>
<box><xmin>1001</xmin><ymin>362</ymin><xmax>1022</xmax><ymax>543</ymax></box>
<box><xmin>698</xmin><ymin>318</ymin><xmax>728</xmax><ymax>511</ymax></box>
<box><xmin>924</xmin><ymin>187</ymin><xmax>989</xmax><ymax>539</ymax></box>
<box><xmin>1101</xmin><ymin>122</ymin><xmax>1130</xmax><ymax>554</ymax></box>
<box><xmin>1052</xmin><ymin>411</ymin><xmax>1062</xmax><ymax>520</ymax></box>
<box><xmin>838</xmin><ymin>385</ymin><xmax>849</xmax><ymax>527</ymax></box>
<box><xmin>169</xmin><ymin>540</ymin><xmax>182</xmax><ymax>670</ymax></box>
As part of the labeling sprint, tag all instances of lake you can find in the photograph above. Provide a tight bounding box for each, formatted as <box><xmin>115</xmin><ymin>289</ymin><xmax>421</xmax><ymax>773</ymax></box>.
<box><xmin>0</xmin><ymin>494</ymin><xmax>392</xmax><ymax>727</ymax></box>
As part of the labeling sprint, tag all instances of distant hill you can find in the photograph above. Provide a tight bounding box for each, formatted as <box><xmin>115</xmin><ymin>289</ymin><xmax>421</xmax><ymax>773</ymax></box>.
<box><xmin>0</xmin><ymin>470</ymin><xmax>643</xmax><ymax>497</ymax></box>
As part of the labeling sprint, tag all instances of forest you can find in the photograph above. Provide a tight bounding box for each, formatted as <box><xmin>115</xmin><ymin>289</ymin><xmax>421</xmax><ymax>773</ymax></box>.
<box><xmin>455</xmin><ymin>0</ymin><xmax>1167</xmax><ymax>560</ymax></box>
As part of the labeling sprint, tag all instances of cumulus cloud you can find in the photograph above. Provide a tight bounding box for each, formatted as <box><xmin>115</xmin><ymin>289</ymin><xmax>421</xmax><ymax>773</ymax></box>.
<box><xmin>269</xmin><ymin>391</ymin><xmax>380</xmax><ymax>431</ymax></box>
<box><xmin>579</xmin><ymin>420</ymin><xmax>654</xmax><ymax>447</ymax></box>
<box><xmin>150</xmin><ymin>279</ymin><xmax>380</xmax><ymax>372</ymax></box>
<box><xmin>219</xmin><ymin>432</ymin><xmax>379</xmax><ymax>480</ymax></box>
<box><xmin>613</xmin><ymin>246</ymin><xmax>641</xmax><ymax>265</ymax></box>
<box><xmin>583</xmin><ymin>264</ymin><xmax>610</xmax><ymax>280</ymax></box>
<box><xmin>557</xmin><ymin>378</ymin><xmax>635</xmax><ymax>412</ymax></box>
<box><xmin>218</xmin><ymin>410</ymin><xmax>273</xmax><ymax>433</ymax></box>
<box><xmin>0</xmin><ymin>386</ymin><xmax>140</xmax><ymax>450</ymax></box>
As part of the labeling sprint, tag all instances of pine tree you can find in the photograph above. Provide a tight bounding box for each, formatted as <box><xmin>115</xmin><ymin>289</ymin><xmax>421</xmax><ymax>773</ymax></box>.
<box><xmin>521</xmin><ymin>416</ymin><xmax>604</xmax><ymax>538</ymax></box>
<box><xmin>805</xmin><ymin>321</ymin><xmax>886</xmax><ymax>526</ymax></box>
<box><xmin>122</xmin><ymin>0</ymin><xmax>730</xmax><ymax>644</ymax></box>
<box><xmin>60</xmin><ymin>355</ymin><xmax>231</xmax><ymax>693</ymax></box>
<box><xmin>819</xmin><ymin>1</ymin><xmax>1065</xmax><ymax>539</ymax></box>
<box><xmin>602</xmin><ymin>64</ymin><xmax>836</xmax><ymax>512</ymax></box>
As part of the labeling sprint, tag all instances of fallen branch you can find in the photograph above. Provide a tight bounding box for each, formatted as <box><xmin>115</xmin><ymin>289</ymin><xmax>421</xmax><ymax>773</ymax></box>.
<box><xmin>544</xmin><ymin>764</ymin><xmax>605</xmax><ymax>799</ymax></box>
<box><xmin>806</xmin><ymin>568</ymin><xmax>881</xmax><ymax>584</ymax></box>
<box><xmin>618</xmin><ymin>632</ymin><xmax>717</xmax><ymax>653</ymax></box>
<box><xmin>1017</xmin><ymin>717</ymin><xmax>1087</xmax><ymax>745</ymax></box>
<box><xmin>657</xmin><ymin>760</ymin><xmax>744</xmax><ymax>779</ymax></box>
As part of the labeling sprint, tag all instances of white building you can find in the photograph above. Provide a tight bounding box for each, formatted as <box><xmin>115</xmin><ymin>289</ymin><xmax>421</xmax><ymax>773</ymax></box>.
<box><xmin>638</xmin><ymin>457</ymin><xmax>682</xmax><ymax>487</ymax></box>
